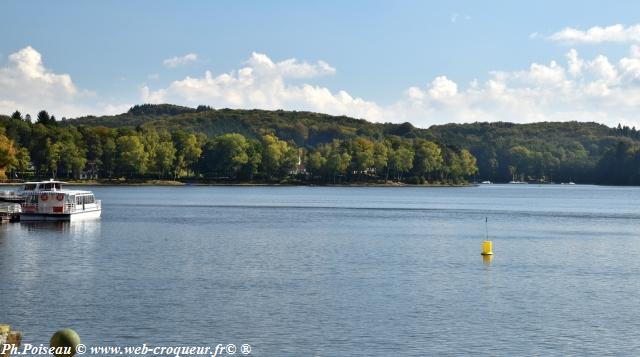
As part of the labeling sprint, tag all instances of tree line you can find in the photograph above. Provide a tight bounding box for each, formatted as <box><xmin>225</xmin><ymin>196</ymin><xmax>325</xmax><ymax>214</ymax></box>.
<box><xmin>428</xmin><ymin>121</ymin><xmax>640</xmax><ymax>184</ymax></box>
<box><xmin>0</xmin><ymin>109</ymin><xmax>478</xmax><ymax>184</ymax></box>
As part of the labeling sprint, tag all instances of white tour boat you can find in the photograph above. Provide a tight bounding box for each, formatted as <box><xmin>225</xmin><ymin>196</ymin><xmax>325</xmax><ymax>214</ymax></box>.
<box><xmin>19</xmin><ymin>180</ymin><xmax>101</xmax><ymax>221</ymax></box>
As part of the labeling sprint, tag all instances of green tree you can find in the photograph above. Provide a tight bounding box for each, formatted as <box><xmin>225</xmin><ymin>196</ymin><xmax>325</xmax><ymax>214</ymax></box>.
<box><xmin>37</xmin><ymin>110</ymin><xmax>56</xmax><ymax>126</ymax></box>
<box><xmin>326</xmin><ymin>150</ymin><xmax>351</xmax><ymax>183</ymax></box>
<box><xmin>389</xmin><ymin>146</ymin><xmax>414</xmax><ymax>181</ymax></box>
<box><xmin>458</xmin><ymin>149</ymin><xmax>478</xmax><ymax>178</ymax></box>
<box><xmin>144</xmin><ymin>129</ymin><xmax>175</xmax><ymax>178</ymax></box>
<box><xmin>11</xmin><ymin>147</ymin><xmax>31</xmax><ymax>178</ymax></box>
<box><xmin>0</xmin><ymin>133</ymin><xmax>17</xmax><ymax>179</ymax></box>
<box><xmin>48</xmin><ymin>141</ymin><xmax>62</xmax><ymax>178</ymax></box>
<box><xmin>116</xmin><ymin>135</ymin><xmax>147</xmax><ymax>177</ymax></box>
<box><xmin>306</xmin><ymin>150</ymin><xmax>327</xmax><ymax>178</ymax></box>
<box><xmin>350</xmin><ymin>137</ymin><xmax>375</xmax><ymax>177</ymax></box>
<box><xmin>152</xmin><ymin>140</ymin><xmax>176</xmax><ymax>178</ymax></box>
<box><xmin>101</xmin><ymin>136</ymin><xmax>117</xmax><ymax>177</ymax></box>
<box><xmin>373</xmin><ymin>141</ymin><xmax>389</xmax><ymax>180</ymax></box>
<box><xmin>173</xmin><ymin>131</ymin><xmax>202</xmax><ymax>177</ymax></box>
<box><xmin>201</xmin><ymin>133</ymin><xmax>250</xmax><ymax>178</ymax></box>
<box><xmin>261</xmin><ymin>134</ymin><xmax>298</xmax><ymax>180</ymax></box>
<box><xmin>58</xmin><ymin>141</ymin><xmax>87</xmax><ymax>178</ymax></box>
<box><xmin>242</xmin><ymin>139</ymin><xmax>262</xmax><ymax>180</ymax></box>
<box><xmin>413</xmin><ymin>140</ymin><xmax>443</xmax><ymax>181</ymax></box>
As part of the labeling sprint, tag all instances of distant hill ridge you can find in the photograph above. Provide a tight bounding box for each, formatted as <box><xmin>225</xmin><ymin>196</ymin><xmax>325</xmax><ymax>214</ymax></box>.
<box><xmin>66</xmin><ymin>104</ymin><xmax>618</xmax><ymax>146</ymax></box>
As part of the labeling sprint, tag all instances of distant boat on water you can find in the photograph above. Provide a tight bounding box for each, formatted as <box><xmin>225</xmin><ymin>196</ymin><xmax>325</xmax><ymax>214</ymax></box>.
<box><xmin>481</xmin><ymin>181</ymin><xmax>492</xmax><ymax>184</ymax></box>
<box><xmin>508</xmin><ymin>180</ymin><xmax>527</xmax><ymax>184</ymax></box>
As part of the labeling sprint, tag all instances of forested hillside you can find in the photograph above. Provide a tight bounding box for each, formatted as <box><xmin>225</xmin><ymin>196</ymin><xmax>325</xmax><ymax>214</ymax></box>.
<box><xmin>0</xmin><ymin>105</ymin><xmax>475</xmax><ymax>184</ymax></box>
<box><xmin>1</xmin><ymin>104</ymin><xmax>639</xmax><ymax>184</ymax></box>
<box><xmin>427</xmin><ymin>121</ymin><xmax>637</xmax><ymax>184</ymax></box>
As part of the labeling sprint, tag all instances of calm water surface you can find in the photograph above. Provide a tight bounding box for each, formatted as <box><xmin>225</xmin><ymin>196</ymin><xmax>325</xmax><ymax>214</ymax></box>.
<box><xmin>2</xmin><ymin>185</ymin><xmax>640</xmax><ymax>355</ymax></box>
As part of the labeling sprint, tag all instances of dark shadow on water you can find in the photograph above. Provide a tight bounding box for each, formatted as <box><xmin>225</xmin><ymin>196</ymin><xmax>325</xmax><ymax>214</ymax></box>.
<box><xmin>18</xmin><ymin>219</ymin><xmax>101</xmax><ymax>233</ymax></box>
<box><xmin>20</xmin><ymin>221</ymin><xmax>72</xmax><ymax>232</ymax></box>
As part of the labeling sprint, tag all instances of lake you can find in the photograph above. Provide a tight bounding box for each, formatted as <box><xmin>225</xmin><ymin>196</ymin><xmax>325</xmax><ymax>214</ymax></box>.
<box><xmin>2</xmin><ymin>184</ymin><xmax>640</xmax><ymax>355</ymax></box>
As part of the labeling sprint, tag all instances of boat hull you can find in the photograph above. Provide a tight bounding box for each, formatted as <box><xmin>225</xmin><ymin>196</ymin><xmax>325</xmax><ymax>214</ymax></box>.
<box><xmin>20</xmin><ymin>209</ymin><xmax>101</xmax><ymax>221</ymax></box>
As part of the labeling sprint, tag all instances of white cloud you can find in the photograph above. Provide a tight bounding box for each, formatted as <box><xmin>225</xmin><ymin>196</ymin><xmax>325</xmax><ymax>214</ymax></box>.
<box><xmin>566</xmin><ymin>49</ymin><xmax>583</xmax><ymax>76</ymax></box>
<box><xmin>142</xmin><ymin>52</ymin><xmax>376</xmax><ymax>119</ymax></box>
<box><xmin>141</xmin><ymin>49</ymin><xmax>640</xmax><ymax>127</ymax></box>
<box><xmin>387</xmin><ymin>46</ymin><xmax>640</xmax><ymax>127</ymax></box>
<box><xmin>244</xmin><ymin>52</ymin><xmax>335</xmax><ymax>78</ymax></box>
<box><xmin>163</xmin><ymin>53</ymin><xmax>198</xmax><ymax>68</ymax></box>
<box><xmin>428</xmin><ymin>76</ymin><xmax>458</xmax><ymax>99</ymax></box>
<box><xmin>450</xmin><ymin>13</ymin><xmax>471</xmax><ymax>23</ymax></box>
<box><xmin>9</xmin><ymin>43</ymin><xmax>640</xmax><ymax>128</ymax></box>
<box><xmin>549</xmin><ymin>24</ymin><xmax>640</xmax><ymax>44</ymax></box>
<box><xmin>0</xmin><ymin>46</ymin><xmax>119</xmax><ymax>118</ymax></box>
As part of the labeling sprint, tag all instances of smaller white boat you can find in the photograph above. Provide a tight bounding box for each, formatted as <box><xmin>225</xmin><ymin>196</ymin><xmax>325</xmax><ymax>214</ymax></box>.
<box><xmin>19</xmin><ymin>181</ymin><xmax>101</xmax><ymax>221</ymax></box>
<box><xmin>0</xmin><ymin>180</ymin><xmax>65</xmax><ymax>203</ymax></box>
<box><xmin>508</xmin><ymin>180</ymin><xmax>528</xmax><ymax>184</ymax></box>
<box><xmin>481</xmin><ymin>181</ymin><xmax>492</xmax><ymax>184</ymax></box>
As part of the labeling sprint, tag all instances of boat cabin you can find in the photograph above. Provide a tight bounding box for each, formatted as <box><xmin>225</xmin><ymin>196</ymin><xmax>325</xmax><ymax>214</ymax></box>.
<box><xmin>20</xmin><ymin>180</ymin><xmax>64</xmax><ymax>192</ymax></box>
<box><xmin>21</xmin><ymin>190</ymin><xmax>101</xmax><ymax>220</ymax></box>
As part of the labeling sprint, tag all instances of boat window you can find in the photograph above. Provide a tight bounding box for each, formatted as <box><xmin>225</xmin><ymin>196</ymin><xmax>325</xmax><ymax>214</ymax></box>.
<box><xmin>39</xmin><ymin>182</ymin><xmax>61</xmax><ymax>190</ymax></box>
<box><xmin>85</xmin><ymin>195</ymin><xmax>95</xmax><ymax>204</ymax></box>
<box><xmin>67</xmin><ymin>195</ymin><xmax>75</xmax><ymax>204</ymax></box>
<box><xmin>26</xmin><ymin>195</ymin><xmax>38</xmax><ymax>204</ymax></box>
<box><xmin>23</xmin><ymin>184</ymin><xmax>36</xmax><ymax>191</ymax></box>
<box><xmin>76</xmin><ymin>196</ymin><xmax>82</xmax><ymax>205</ymax></box>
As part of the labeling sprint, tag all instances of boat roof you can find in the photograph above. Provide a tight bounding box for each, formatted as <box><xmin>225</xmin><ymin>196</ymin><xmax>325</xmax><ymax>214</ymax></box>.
<box><xmin>23</xmin><ymin>180</ymin><xmax>67</xmax><ymax>184</ymax></box>
<box><xmin>25</xmin><ymin>190</ymin><xmax>94</xmax><ymax>195</ymax></box>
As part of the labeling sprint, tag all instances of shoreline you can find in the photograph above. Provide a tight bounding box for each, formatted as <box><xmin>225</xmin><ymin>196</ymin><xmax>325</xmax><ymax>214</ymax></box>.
<box><xmin>0</xmin><ymin>180</ymin><xmax>476</xmax><ymax>188</ymax></box>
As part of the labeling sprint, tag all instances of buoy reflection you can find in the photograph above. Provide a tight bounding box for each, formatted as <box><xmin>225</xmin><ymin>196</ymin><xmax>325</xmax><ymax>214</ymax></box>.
<box><xmin>482</xmin><ymin>254</ymin><xmax>493</xmax><ymax>266</ymax></box>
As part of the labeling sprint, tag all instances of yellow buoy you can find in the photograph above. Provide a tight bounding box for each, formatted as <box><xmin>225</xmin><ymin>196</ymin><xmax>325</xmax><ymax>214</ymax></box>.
<box><xmin>481</xmin><ymin>240</ymin><xmax>493</xmax><ymax>255</ymax></box>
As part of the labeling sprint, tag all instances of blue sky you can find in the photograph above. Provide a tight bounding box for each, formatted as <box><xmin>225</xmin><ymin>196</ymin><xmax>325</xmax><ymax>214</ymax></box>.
<box><xmin>3</xmin><ymin>0</ymin><xmax>640</xmax><ymax>127</ymax></box>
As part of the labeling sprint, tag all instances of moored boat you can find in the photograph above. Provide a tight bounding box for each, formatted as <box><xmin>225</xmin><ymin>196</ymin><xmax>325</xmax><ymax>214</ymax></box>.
<box><xmin>19</xmin><ymin>181</ymin><xmax>101</xmax><ymax>221</ymax></box>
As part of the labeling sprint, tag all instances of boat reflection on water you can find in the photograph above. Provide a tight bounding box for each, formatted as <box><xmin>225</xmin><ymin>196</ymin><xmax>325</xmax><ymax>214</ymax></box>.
<box><xmin>19</xmin><ymin>217</ymin><xmax>101</xmax><ymax>236</ymax></box>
